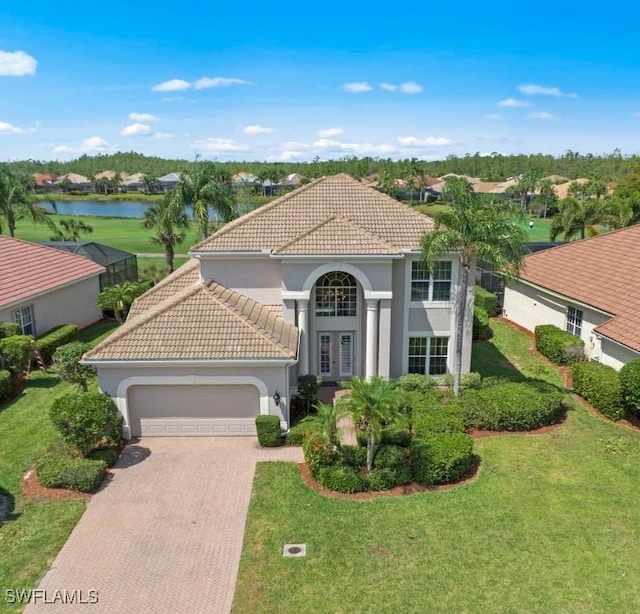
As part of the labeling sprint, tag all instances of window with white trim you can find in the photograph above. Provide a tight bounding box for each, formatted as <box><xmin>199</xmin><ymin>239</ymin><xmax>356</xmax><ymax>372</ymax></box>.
<box><xmin>410</xmin><ymin>261</ymin><xmax>452</xmax><ymax>302</ymax></box>
<box><xmin>408</xmin><ymin>336</ymin><xmax>449</xmax><ymax>375</ymax></box>
<box><xmin>315</xmin><ymin>272</ymin><xmax>357</xmax><ymax>317</ymax></box>
<box><xmin>566</xmin><ymin>306</ymin><xmax>583</xmax><ymax>337</ymax></box>
<box><xmin>14</xmin><ymin>305</ymin><xmax>35</xmax><ymax>336</ymax></box>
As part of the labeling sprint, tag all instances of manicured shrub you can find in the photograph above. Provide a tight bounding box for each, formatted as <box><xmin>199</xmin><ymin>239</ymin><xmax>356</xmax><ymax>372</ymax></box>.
<box><xmin>413</xmin><ymin>403</ymin><xmax>466</xmax><ymax>437</ymax></box>
<box><xmin>0</xmin><ymin>335</ymin><xmax>33</xmax><ymax>375</ymax></box>
<box><xmin>0</xmin><ymin>370</ymin><xmax>10</xmax><ymax>400</ymax></box>
<box><xmin>571</xmin><ymin>361</ymin><xmax>624</xmax><ymax>421</ymax></box>
<box><xmin>0</xmin><ymin>322</ymin><xmax>20</xmax><ymax>339</ymax></box>
<box><xmin>341</xmin><ymin>444</ymin><xmax>367</xmax><ymax>469</ymax></box>
<box><xmin>36</xmin><ymin>443</ymin><xmax>107</xmax><ymax>492</ymax></box>
<box><xmin>620</xmin><ymin>359</ymin><xmax>640</xmax><ymax>418</ymax></box>
<box><xmin>475</xmin><ymin>287</ymin><xmax>498</xmax><ymax>316</ymax></box>
<box><xmin>366</xmin><ymin>468</ymin><xmax>403</xmax><ymax>491</ymax></box>
<box><xmin>302</xmin><ymin>432</ymin><xmax>340</xmax><ymax>477</ymax></box>
<box><xmin>473</xmin><ymin>306</ymin><xmax>493</xmax><ymax>341</ymax></box>
<box><xmin>398</xmin><ymin>373</ymin><xmax>437</xmax><ymax>394</ymax></box>
<box><xmin>411</xmin><ymin>432</ymin><xmax>474</xmax><ymax>485</ymax></box>
<box><xmin>380</xmin><ymin>426</ymin><xmax>412</xmax><ymax>447</ymax></box>
<box><xmin>285</xmin><ymin>421</ymin><xmax>312</xmax><ymax>445</ymax></box>
<box><xmin>316</xmin><ymin>464</ymin><xmax>368</xmax><ymax>493</ymax></box>
<box><xmin>373</xmin><ymin>445</ymin><xmax>412</xmax><ymax>485</ymax></box>
<box><xmin>255</xmin><ymin>415</ymin><xmax>283</xmax><ymax>447</ymax></box>
<box><xmin>53</xmin><ymin>342</ymin><xmax>95</xmax><ymax>391</ymax></box>
<box><xmin>87</xmin><ymin>447</ymin><xmax>119</xmax><ymax>468</ymax></box>
<box><xmin>37</xmin><ymin>324</ymin><xmax>78</xmax><ymax>365</ymax></box>
<box><xmin>49</xmin><ymin>392</ymin><xmax>123</xmax><ymax>454</ymax></box>
<box><xmin>462</xmin><ymin>381</ymin><xmax>563</xmax><ymax>431</ymax></box>
<box><xmin>535</xmin><ymin>324</ymin><xmax>584</xmax><ymax>365</ymax></box>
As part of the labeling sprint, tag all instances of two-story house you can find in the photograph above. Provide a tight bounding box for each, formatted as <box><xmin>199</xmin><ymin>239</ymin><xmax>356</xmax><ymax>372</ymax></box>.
<box><xmin>84</xmin><ymin>174</ymin><xmax>474</xmax><ymax>438</ymax></box>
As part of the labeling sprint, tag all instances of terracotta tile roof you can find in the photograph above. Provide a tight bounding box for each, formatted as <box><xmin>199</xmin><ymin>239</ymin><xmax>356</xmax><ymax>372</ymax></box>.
<box><xmin>553</xmin><ymin>178</ymin><xmax>588</xmax><ymax>200</ymax></box>
<box><xmin>272</xmin><ymin>214</ymin><xmax>402</xmax><ymax>255</ymax></box>
<box><xmin>192</xmin><ymin>174</ymin><xmax>434</xmax><ymax>253</ymax></box>
<box><xmin>0</xmin><ymin>236</ymin><xmax>104</xmax><ymax>309</ymax></box>
<box><xmin>517</xmin><ymin>224</ymin><xmax>640</xmax><ymax>352</ymax></box>
<box><xmin>472</xmin><ymin>181</ymin><xmax>503</xmax><ymax>194</ymax></box>
<box><xmin>84</xmin><ymin>280</ymin><xmax>298</xmax><ymax>362</ymax></box>
<box><xmin>127</xmin><ymin>258</ymin><xmax>200</xmax><ymax>319</ymax></box>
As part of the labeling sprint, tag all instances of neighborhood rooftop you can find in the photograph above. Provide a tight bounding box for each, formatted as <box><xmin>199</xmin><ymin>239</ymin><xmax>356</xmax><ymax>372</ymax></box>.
<box><xmin>518</xmin><ymin>224</ymin><xmax>640</xmax><ymax>352</ymax></box>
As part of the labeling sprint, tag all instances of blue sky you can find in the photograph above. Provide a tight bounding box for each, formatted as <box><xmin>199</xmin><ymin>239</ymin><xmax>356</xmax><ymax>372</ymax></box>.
<box><xmin>1</xmin><ymin>1</ymin><xmax>639</xmax><ymax>163</ymax></box>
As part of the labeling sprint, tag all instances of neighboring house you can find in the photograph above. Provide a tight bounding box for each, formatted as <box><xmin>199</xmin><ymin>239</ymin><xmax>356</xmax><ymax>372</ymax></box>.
<box><xmin>84</xmin><ymin>174</ymin><xmax>474</xmax><ymax>438</ymax></box>
<box><xmin>0</xmin><ymin>236</ymin><xmax>104</xmax><ymax>337</ymax></box>
<box><xmin>157</xmin><ymin>172</ymin><xmax>182</xmax><ymax>191</ymax></box>
<box><xmin>39</xmin><ymin>242</ymin><xmax>138</xmax><ymax>290</ymax></box>
<box><xmin>55</xmin><ymin>173</ymin><xmax>93</xmax><ymax>192</ymax></box>
<box><xmin>503</xmin><ymin>225</ymin><xmax>640</xmax><ymax>370</ymax></box>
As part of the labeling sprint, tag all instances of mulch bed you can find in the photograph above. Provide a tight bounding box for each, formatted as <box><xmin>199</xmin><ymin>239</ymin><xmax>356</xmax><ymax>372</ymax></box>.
<box><xmin>21</xmin><ymin>468</ymin><xmax>91</xmax><ymax>501</ymax></box>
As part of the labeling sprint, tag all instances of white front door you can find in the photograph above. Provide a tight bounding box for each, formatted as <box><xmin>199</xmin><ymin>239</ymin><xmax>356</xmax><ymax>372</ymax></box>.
<box><xmin>319</xmin><ymin>333</ymin><xmax>333</xmax><ymax>377</ymax></box>
<box><xmin>339</xmin><ymin>333</ymin><xmax>354</xmax><ymax>377</ymax></box>
<box><xmin>318</xmin><ymin>332</ymin><xmax>355</xmax><ymax>379</ymax></box>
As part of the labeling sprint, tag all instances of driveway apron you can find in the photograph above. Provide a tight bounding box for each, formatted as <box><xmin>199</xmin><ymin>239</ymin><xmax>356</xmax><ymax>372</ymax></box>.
<box><xmin>25</xmin><ymin>438</ymin><xmax>303</xmax><ymax>613</ymax></box>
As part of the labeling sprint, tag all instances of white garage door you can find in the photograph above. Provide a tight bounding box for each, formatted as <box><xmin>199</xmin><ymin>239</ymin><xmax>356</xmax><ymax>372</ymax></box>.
<box><xmin>127</xmin><ymin>384</ymin><xmax>260</xmax><ymax>437</ymax></box>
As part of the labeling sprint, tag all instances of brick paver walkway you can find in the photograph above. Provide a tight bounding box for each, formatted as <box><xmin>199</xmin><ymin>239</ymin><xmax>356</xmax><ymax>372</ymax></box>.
<box><xmin>25</xmin><ymin>438</ymin><xmax>303</xmax><ymax>614</ymax></box>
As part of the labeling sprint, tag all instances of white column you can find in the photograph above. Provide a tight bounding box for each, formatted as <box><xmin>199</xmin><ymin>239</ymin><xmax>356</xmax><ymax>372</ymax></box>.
<box><xmin>365</xmin><ymin>299</ymin><xmax>379</xmax><ymax>379</ymax></box>
<box><xmin>297</xmin><ymin>299</ymin><xmax>309</xmax><ymax>375</ymax></box>
<box><xmin>377</xmin><ymin>299</ymin><xmax>392</xmax><ymax>378</ymax></box>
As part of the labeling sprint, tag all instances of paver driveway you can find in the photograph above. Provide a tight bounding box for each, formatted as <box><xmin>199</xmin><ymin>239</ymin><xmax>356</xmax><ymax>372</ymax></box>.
<box><xmin>25</xmin><ymin>438</ymin><xmax>303</xmax><ymax>614</ymax></box>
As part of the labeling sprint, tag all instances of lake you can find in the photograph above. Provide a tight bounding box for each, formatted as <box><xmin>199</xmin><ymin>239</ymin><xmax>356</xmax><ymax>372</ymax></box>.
<box><xmin>38</xmin><ymin>200</ymin><xmax>257</xmax><ymax>219</ymax></box>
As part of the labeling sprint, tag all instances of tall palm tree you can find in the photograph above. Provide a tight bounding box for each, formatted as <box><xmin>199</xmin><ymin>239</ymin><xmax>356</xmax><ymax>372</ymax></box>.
<box><xmin>549</xmin><ymin>197</ymin><xmax>604</xmax><ymax>241</ymax></box>
<box><xmin>171</xmin><ymin>162</ymin><xmax>237</xmax><ymax>241</ymax></box>
<box><xmin>0</xmin><ymin>167</ymin><xmax>56</xmax><ymax>237</ymax></box>
<box><xmin>142</xmin><ymin>196</ymin><xmax>189</xmax><ymax>273</ymax></box>
<box><xmin>340</xmin><ymin>376</ymin><xmax>405</xmax><ymax>472</ymax></box>
<box><xmin>97</xmin><ymin>281</ymin><xmax>151</xmax><ymax>323</ymax></box>
<box><xmin>421</xmin><ymin>182</ymin><xmax>527</xmax><ymax>395</ymax></box>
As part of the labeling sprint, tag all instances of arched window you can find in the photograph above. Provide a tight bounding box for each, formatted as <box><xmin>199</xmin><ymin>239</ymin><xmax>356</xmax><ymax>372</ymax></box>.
<box><xmin>315</xmin><ymin>272</ymin><xmax>357</xmax><ymax>317</ymax></box>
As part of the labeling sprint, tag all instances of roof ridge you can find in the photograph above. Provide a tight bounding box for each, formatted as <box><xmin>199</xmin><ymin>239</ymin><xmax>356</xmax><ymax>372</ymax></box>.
<box><xmin>271</xmin><ymin>213</ymin><xmax>341</xmax><ymax>253</ymax></box>
<box><xmin>203</xmin><ymin>281</ymin><xmax>295</xmax><ymax>355</ymax></box>
<box><xmin>190</xmin><ymin>176</ymin><xmax>326</xmax><ymax>250</ymax></box>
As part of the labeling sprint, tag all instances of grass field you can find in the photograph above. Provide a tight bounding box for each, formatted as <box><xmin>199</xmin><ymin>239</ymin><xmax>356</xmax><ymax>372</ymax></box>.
<box><xmin>233</xmin><ymin>320</ymin><xmax>640</xmax><ymax>613</ymax></box>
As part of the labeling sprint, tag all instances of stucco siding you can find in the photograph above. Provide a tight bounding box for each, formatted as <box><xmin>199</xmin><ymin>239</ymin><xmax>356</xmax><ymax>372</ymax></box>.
<box><xmin>408</xmin><ymin>307</ymin><xmax>451</xmax><ymax>333</ymax></box>
<box><xmin>389</xmin><ymin>259</ymin><xmax>406</xmax><ymax>378</ymax></box>
<box><xmin>0</xmin><ymin>276</ymin><xmax>102</xmax><ymax>336</ymax></box>
<box><xmin>599</xmin><ymin>338</ymin><xmax>640</xmax><ymax>371</ymax></box>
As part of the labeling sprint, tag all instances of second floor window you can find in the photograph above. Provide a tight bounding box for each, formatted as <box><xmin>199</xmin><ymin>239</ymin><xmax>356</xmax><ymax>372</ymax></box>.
<box><xmin>411</xmin><ymin>261</ymin><xmax>452</xmax><ymax>302</ymax></box>
<box><xmin>315</xmin><ymin>272</ymin><xmax>357</xmax><ymax>317</ymax></box>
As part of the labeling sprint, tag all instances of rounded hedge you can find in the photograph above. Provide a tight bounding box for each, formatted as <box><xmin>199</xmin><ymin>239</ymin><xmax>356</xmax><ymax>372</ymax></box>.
<box><xmin>462</xmin><ymin>381</ymin><xmax>563</xmax><ymax>431</ymax></box>
<box><xmin>411</xmin><ymin>432</ymin><xmax>474</xmax><ymax>485</ymax></box>
<box><xmin>36</xmin><ymin>443</ymin><xmax>107</xmax><ymax>493</ymax></box>
<box><xmin>87</xmin><ymin>447</ymin><xmax>120</xmax><ymax>468</ymax></box>
<box><xmin>0</xmin><ymin>369</ymin><xmax>11</xmax><ymax>400</ymax></box>
<box><xmin>571</xmin><ymin>361</ymin><xmax>624</xmax><ymax>421</ymax></box>
<box><xmin>413</xmin><ymin>402</ymin><xmax>466</xmax><ymax>437</ymax></box>
<box><xmin>255</xmin><ymin>415</ymin><xmax>283</xmax><ymax>447</ymax></box>
<box><xmin>302</xmin><ymin>432</ymin><xmax>340</xmax><ymax>477</ymax></box>
<box><xmin>620</xmin><ymin>359</ymin><xmax>640</xmax><ymax>418</ymax></box>
<box><xmin>316</xmin><ymin>465</ymin><xmax>368</xmax><ymax>493</ymax></box>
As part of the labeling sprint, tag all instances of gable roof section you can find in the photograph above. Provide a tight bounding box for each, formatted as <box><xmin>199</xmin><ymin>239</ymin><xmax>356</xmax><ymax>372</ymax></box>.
<box><xmin>517</xmin><ymin>224</ymin><xmax>640</xmax><ymax>352</ymax></box>
<box><xmin>0</xmin><ymin>236</ymin><xmax>104</xmax><ymax>310</ymax></box>
<box><xmin>127</xmin><ymin>258</ymin><xmax>199</xmax><ymax>319</ymax></box>
<box><xmin>84</xmin><ymin>280</ymin><xmax>298</xmax><ymax>362</ymax></box>
<box><xmin>192</xmin><ymin>173</ymin><xmax>434</xmax><ymax>254</ymax></box>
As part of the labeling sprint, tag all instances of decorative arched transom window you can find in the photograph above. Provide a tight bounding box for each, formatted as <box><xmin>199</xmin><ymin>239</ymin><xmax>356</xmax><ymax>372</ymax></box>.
<box><xmin>315</xmin><ymin>272</ymin><xmax>357</xmax><ymax>317</ymax></box>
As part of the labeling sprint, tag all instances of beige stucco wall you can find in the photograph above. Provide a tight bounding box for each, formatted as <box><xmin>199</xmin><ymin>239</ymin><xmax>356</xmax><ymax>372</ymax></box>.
<box><xmin>0</xmin><ymin>275</ymin><xmax>102</xmax><ymax>337</ymax></box>
<box><xmin>599</xmin><ymin>338</ymin><xmax>639</xmax><ymax>371</ymax></box>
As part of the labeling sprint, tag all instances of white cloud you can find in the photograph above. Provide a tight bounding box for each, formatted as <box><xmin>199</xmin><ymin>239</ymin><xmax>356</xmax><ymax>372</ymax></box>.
<box><xmin>53</xmin><ymin>144</ymin><xmax>74</xmax><ymax>153</ymax></box>
<box><xmin>0</xmin><ymin>50</ymin><xmax>37</xmax><ymax>76</ymax></box>
<box><xmin>518</xmin><ymin>83</ymin><xmax>578</xmax><ymax>98</ymax></box>
<box><xmin>634</xmin><ymin>112</ymin><xmax>640</xmax><ymax>117</ymax></box>
<box><xmin>380</xmin><ymin>81</ymin><xmax>423</xmax><ymax>94</ymax></box>
<box><xmin>82</xmin><ymin>136</ymin><xmax>114</xmax><ymax>151</ymax></box>
<box><xmin>342</xmin><ymin>82</ymin><xmax>373</xmax><ymax>93</ymax></box>
<box><xmin>528</xmin><ymin>111</ymin><xmax>559</xmax><ymax>120</ymax></box>
<box><xmin>243</xmin><ymin>124</ymin><xmax>275</xmax><ymax>135</ymax></box>
<box><xmin>279</xmin><ymin>140</ymin><xmax>311</xmax><ymax>150</ymax></box>
<box><xmin>317</xmin><ymin>127</ymin><xmax>343</xmax><ymax>138</ymax></box>
<box><xmin>128</xmin><ymin>112</ymin><xmax>158</xmax><ymax>122</ymax></box>
<box><xmin>485</xmin><ymin>113</ymin><xmax>502</xmax><ymax>120</ymax></box>
<box><xmin>398</xmin><ymin>136</ymin><xmax>455</xmax><ymax>147</ymax></box>
<box><xmin>0</xmin><ymin>121</ymin><xmax>27</xmax><ymax>134</ymax></box>
<box><xmin>191</xmin><ymin>138</ymin><xmax>250</xmax><ymax>152</ymax></box>
<box><xmin>154</xmin><ymin>132</ymin><xmax>175</xmax><ymax>139</ymax></box>
<box><xmin>162</xmin><ymin>96</ymin><xmax>185</xmax><ymax>102</ymax></box>
<box><xmin>152</xmin><ymin>78</ymin><xmax>191</xmax><ymax>92</ymax></box>
<box><xmin>498</xmin><ymin>98</ymin><xmax>530</xmax><ymax>108</ymax></box>
<box><xmin>121</xmin><ymin>122</ymin><xmax>152</xmax><ymax>136</ymax></box>
<box><xmin>313</xmin><ymin>138</ymin><xmax>397</xmax><ymax>155</ymax></box>
<box><xmin>269</xmin><ymin>150</ymin><xmax>308</xmax><ymax>161</ymax></box>
<box><xmin>194</xmin><ymin>77</ymin><xmax>251</xmax><ymax>89</ymax></box>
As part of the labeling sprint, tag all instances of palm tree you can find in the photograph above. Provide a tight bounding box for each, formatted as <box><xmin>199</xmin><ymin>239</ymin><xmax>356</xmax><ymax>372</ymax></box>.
<box><xmin>171</xmin><ymin>162</ymin><xmax>237</xmax><ymax>241</ymax></box>
<box><xmin>340</xmin><ymin>376</ymin><xmax>405</xmax><ymax>472</ymax></box>
<box><xmin>97</xmin><ymin>281</ymin><xmax>151</xmax><ymax>323</ymax></box>
<box><xmin>142</xmin><ymin>196</ymin><xmax>189</xmax><ymax>273</ymax></box>
<box><xmin>420</xmin><ymin>182</ymin><xmax>527</xmax><ymax>395</ymax></box>
<box><xmin>0</xmin><ymin>167</ymin><xmax>57</xmax><ymax>237</ymax></box>
<box><xmin>535</xmin><ymin>178</ymin><xmax>559</xmax><ymax>219</ymax></box>
<box><xmin>549</xmin><ymin>197</ymin><xmax>604</xmax><ymax>241</ymax></box>
<box><xmin>142</xmin><ymin>174</ymin><xmax>158</xmax><ymax>194</ymax></box>
<box><xmin>296</xmin><ymin>401</ymin><xmax>340</xmax><ymax>446</ymax></box>
<box><xmin>50</xmin><ymin>218</ymin><xmax>94</xmax><ymax>241</ymax></box>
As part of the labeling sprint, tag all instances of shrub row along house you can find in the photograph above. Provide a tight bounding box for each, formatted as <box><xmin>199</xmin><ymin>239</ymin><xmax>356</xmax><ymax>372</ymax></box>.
<box><xmin>503</xmin><ymin>224</ymin><xmax>640</xmax><ymax>370</ymax></box>
<box><xmin>83</xmin><ymin>174</ymin><xmax>474</xmax><ymax>438</ymax></box>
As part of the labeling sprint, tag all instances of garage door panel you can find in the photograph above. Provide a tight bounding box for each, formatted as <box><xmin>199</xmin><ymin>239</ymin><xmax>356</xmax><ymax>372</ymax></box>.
<box><xmin>128</xmin><ymin>384</ymin><xmax>260</xmax><ymax>437</ymax></box>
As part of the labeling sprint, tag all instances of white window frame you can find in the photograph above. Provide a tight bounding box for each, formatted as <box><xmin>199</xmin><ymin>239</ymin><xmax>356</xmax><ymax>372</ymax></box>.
<box><xmin>13</xmin><ymin>305</ymin><xmax>35</xmax><ymax>336</ymax></box>
<box><xmin>410</xmin><ymin>260</ymin><xmax>453</xmax><ymax>304</ymax></box>
<box><xmin>566</xmin><ymin>306</ymin><xmax>583</xmax><ymax>338</ymax></box>
<box><xmin>407</xmin><ymin>336</ymin><xmax>450</xmax><ymax>375</ymax></box>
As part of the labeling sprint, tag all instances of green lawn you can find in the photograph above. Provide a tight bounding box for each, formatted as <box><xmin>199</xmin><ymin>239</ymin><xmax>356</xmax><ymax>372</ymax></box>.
<box><xmin>0</xmin><ymin>321</ymin><xmax>119</xmax><ymax>613</ymax></box>
<box><xmin>14</xmin><ymin>214</ymin><xmax>200</xmax><ymax>255</ymax></box>
<box><xmin>234</xmin><ymin>321</ymin><xmax>640</xmax><ymax>613</ymax></box>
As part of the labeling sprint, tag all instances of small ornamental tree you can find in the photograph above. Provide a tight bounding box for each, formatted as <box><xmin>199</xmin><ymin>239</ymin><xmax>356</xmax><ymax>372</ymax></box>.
<box><xmin>297</xmin><ymin>374</ymin><xmax>322</xmax><ymax>415</ymax></box>
<box><xmin>0</xmin><ymin>335</ymin><xmax>33</xmax><ymax>375</ymax></box>
<box><xmin>53</xmin><ymin>342</ymin><xmax>96</xmax><ymax>392</ymax></box>
<box><xmin>50</xmin><ymin>392</ymin><xmax>123</xmax><ymax>455</ymax></box>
